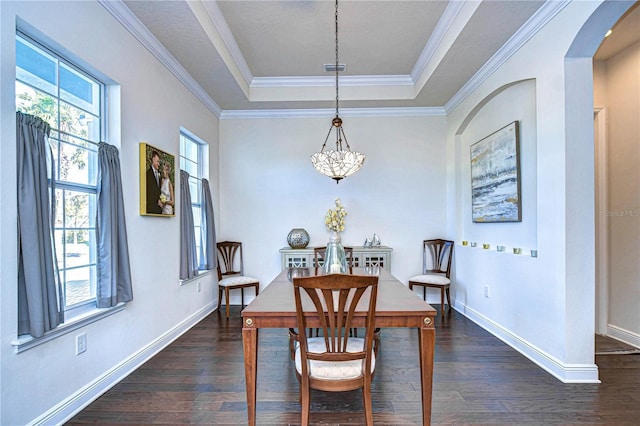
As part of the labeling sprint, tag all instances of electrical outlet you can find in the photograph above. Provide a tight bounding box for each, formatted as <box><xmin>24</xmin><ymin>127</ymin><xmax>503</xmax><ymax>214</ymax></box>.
<box><xmin>484</xmin><ymin>286</ymin><xmax>489</xmax><ymax>298</ymax></box>
<box><xmin>76</xmin><ymin>333</ymin><xmax>87</xmax><ymax>355</ymax></box>
<box><xmin>197</xmin><ymin>282</ymin><xmax>202</xmax><ymax>292</ymax></box>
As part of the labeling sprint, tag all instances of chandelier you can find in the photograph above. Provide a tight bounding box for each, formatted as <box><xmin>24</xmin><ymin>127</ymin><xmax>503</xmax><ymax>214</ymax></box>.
<box><xmin>311</xmin><ymin>0</ymin><xmax>365</xmax><ymax>184</ymax></box>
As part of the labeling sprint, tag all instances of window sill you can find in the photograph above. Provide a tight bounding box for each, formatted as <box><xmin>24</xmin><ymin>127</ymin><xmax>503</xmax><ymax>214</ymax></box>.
<box><xmin>180</xmin><ymin>269</ymin><xmax>214</xmax><ymax>286</ymax></box>
<box><xmin>11</xmin><ymin>303</ymin><xmax>125</xmax><ymax>354</ymax></box>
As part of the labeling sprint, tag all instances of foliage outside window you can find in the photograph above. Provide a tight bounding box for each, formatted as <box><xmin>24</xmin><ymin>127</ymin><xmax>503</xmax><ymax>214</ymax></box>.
<box><xmin>16</xmin><ymin>32</ymin><xmax>104</xmax><ymax>315</ymax></box>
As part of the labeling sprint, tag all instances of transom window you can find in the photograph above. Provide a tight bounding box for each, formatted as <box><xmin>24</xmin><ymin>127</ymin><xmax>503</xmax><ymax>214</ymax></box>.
<box><xmin>16</xmin><ymin>32</ymin><xmax>104</xmax><ymax>314</ymax></box>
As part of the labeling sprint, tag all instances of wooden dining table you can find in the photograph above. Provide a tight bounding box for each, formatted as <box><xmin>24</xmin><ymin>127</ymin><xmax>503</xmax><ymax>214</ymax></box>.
<box><xmin>241</xmin><ymin>266</ymin><xmax>437</xmax><ymax>425</ymax></box>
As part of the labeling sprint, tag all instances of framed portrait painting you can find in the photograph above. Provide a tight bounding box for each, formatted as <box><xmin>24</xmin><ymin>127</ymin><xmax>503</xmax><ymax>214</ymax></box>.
<box><xmin>470</xmin><ymin>121</ymin><xmax>522</xmax><ymax>223</ymax></box>
<box><xmin>140</xmin><ymin>142</ymin><xmax>175</xmax><ymax>217</ymax></box>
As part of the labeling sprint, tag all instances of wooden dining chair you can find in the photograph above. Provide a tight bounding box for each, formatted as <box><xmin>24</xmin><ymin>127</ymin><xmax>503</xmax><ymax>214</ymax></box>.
<box><xmin>408</xmin><ymin>239</ymin><xmax>454</xmax><ymax>318</ymax></box>
<box><xmin>292</xmin><ymin>273</ymin><xmax>379</xmax><ymax>426</ymax></box>
<box><xmin>216</xmin><ymin>241</ymin><xmax>259</xmax><ymax>318</ymax></box>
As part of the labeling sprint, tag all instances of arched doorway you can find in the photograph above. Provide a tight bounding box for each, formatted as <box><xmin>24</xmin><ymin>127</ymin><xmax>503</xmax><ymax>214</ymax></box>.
<box><xmin>592</xmin><ymin>3</ymin><xmax>640</xmax><ymax>351</ymax></box>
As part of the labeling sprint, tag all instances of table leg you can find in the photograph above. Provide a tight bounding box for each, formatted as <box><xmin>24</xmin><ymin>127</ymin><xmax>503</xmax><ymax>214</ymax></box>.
<box><xmin>243</xmin><ymin>324</ymin><xmax>258</xmax><ymax>426</ymax></box>
<box><xmin>418</xmin><ymin>324</ymin><xmax>435</xmax><ymax>426</ymax></box>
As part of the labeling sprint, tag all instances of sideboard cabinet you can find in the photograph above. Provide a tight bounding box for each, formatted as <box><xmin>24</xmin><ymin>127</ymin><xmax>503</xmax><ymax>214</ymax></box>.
<box><xmin>279</xmin><ymin>246</ymin><xmax>392</xmax><ymax>271</ymax></box>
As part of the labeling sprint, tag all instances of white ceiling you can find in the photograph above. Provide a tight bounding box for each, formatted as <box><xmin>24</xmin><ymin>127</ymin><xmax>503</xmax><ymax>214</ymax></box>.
<box><xmin>102</xmin><ymin>0</ymin><xmax>639</xmax><ymax>115</ymax></box>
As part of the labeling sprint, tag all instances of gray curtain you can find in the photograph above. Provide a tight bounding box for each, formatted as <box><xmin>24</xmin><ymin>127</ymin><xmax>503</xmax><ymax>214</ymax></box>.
<box><xmin>180</xmin><ymin>170</ymin><xmax>198</xmax><ymax>279</ymax></box>
<box><xmin>96</xmin><ymin>143</ymin><xmax>133</xmax><ymax>308</ymax></box>
<box><xmin>16</xmin><ymin>111</ymin><xmax>63</xmax><ymax>338</ymax></box>
<box><xmin>199</xmin><ymin>178</ymin><xmax>217</xmax><ymax>270</ymax></box>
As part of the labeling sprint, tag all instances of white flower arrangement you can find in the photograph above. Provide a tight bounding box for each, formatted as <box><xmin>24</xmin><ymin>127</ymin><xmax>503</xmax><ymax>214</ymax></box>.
<box><xmin>325</xmin><ymin>198</ymin><xmax>347</xmax><ymax>232</ymax></box>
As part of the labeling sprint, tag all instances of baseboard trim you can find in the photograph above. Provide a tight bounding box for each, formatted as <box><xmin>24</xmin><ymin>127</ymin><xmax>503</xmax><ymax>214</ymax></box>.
<box><xmin>455</xmin><ymin>301</ymin><xmax>600</xmax><ymax>383</ymax></box>
<box><xmin>607</xmin><ymin>324</ymin><xmax>640</xmax><ymax>349</ymax></box>
<box><xmin>30</xmin><ymin>303</ymin><xmax>216</xmax><ymax>426</ymax></box>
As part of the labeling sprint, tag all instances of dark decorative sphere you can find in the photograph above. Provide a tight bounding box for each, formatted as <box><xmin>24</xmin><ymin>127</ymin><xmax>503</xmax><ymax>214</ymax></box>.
<box><xmin>287</xmin><ymin>228</ymin><xmax>310</xmax><ymax>249</ymax></box>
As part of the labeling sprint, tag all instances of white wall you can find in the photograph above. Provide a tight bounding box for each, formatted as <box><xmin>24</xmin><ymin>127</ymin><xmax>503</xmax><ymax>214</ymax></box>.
<box><xmin>595</xmin><ymin>41</ymin><xmax>640</xmax><ymax>343</ymax></box>
<box><xmin>457</xmin><ymin>80</ymin><xmax>538</xmax><ymax>250</ymax></box>
<box><xmin>0</xmin><ymin>1</ymin><xmax>220</xmax><ymax>424</ymax></box>
<box><xmin>219</xmin><ymin>114</ymin><xmax>448</xmax><ymax>292</ymax></box>
<box><xmin>444</xmin><ymin>0</ymin><xmax>630</xmax><ymax>382</ymax></box>
<box><xmin>452</xmin><ymin>78</ymin><xmax>546</xmax><ymax>340</ymax></box>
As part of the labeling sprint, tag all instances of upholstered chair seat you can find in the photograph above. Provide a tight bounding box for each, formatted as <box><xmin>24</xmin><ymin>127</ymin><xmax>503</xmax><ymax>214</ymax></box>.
<box><xmin>219</xmin><ymin>275</ymin><xmax>260</xmax><ymax>287</ymax></box>
<box><xmin>407</xmin><ymin>274</ymin><xmax>450</xmax><ymax>286</ymax></box>
<box><xmin>295</xmin><ymin>337</ymin><xmax>376</xmax><ymax>380</ymax></box>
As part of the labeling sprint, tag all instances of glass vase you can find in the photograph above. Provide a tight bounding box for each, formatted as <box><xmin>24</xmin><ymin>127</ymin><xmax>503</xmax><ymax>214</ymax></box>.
<box><xmin>323</xmin><ymin>231</ymin><xmax>348</xmax><ymax>274</ymax></box>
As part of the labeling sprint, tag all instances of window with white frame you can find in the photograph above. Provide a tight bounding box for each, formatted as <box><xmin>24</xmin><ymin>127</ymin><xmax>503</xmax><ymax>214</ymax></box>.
<box><xmin>180</xmin><ymin>131</ymin><xmax>206</xmax><ymax>266</ymax></box>
<box><xmin>16</xmin><ymin>32</ymin><xmax>104</xmax><ymax>316</ymax></box>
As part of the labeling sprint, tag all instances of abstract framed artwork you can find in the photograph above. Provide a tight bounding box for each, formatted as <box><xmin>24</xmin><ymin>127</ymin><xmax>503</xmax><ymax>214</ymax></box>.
<box><xmin>470</xmin><ymin>121</ymin><xmax>521</xmax><ymax>223</ymax></box>
<box><xmin>139</xmin><ymin>142</ymin><xmax>175</xmax><ymax>217</ymax></box>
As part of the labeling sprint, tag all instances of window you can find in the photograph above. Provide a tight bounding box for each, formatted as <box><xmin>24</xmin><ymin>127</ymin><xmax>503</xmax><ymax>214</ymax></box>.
<box><xmin>16</xmin><ymin>32</ymin><xmax>104</xmax><ymax>316</ymax></box>
<box><xmin>179</xmin><ymin>131</ymin><xmax>206</xmax><ymax>268</ymax></box>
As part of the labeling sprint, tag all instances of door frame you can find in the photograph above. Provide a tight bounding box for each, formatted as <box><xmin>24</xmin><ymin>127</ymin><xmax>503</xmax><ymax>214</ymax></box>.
<box><xmin>594</xmin><ymin>106</ymin><xmax>609</xmax><ymax>336</ymax></box>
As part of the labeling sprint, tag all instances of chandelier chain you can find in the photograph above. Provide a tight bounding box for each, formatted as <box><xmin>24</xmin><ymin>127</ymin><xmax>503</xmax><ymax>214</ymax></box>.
<box><xmin>335</xmin><ymin>0</ymin><xmax>339</xmax><ymax>118</ymax></box>
<box><xmin>310</xmin><ymin>0</ymin><xmax>365</xmax><ymax>184</ymax></box>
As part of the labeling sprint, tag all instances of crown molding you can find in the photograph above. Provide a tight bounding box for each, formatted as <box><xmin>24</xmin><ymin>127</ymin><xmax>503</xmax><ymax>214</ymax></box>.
<box><xmin>98</xmin><ymin>0</ymin><xmax>222</xmax><ymax>117</ymax></box>
<box><xmin>220</xmin><ymin>106</ymin><xmax>445</xmax><ymax>120</ymax></box>
<box><xmin>189</xmin><ymin>0</ymin><xmax>252</xmax><ymax>97</ymax></box>
<box><xmin>411</xmin><ymin>0</ymin><xmax>474</xmax><ymax>82</ymax></box>
<box><xmin>444</xmin><ymin>0</ymin><xmax>571</xmax><ymax>113</ymax></box>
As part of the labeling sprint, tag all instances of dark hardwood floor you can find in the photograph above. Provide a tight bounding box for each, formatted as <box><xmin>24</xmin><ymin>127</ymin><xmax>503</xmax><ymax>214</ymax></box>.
<box><xmin>67</xmin><ymin>307</ymin><xmax>640</xmax><ymax>425</ymax></box>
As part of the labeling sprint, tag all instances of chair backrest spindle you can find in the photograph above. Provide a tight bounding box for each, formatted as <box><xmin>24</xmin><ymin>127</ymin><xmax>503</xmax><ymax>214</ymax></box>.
<box><xmin>217</xmin><ymin>241</ymin><xmax>245</xmax><ymax>277</ymax></box>
<box><xmin>423</xmin><ymin>239</ymin><xmax>454</xmax><ymax>277</ymax></box>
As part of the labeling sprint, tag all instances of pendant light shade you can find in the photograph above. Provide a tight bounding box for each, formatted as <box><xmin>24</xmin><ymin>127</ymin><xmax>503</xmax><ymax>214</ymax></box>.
<box><xmin>311</xmin><ymin>118</ymin><xmax>365</xmax><ymax>183</ymax></box>
<box><xmin>311</xmin><ymin>0</ymin><xmax>365</xmax><ymax>183</ymax></box>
